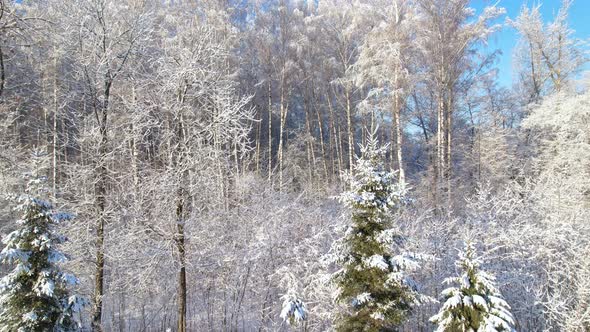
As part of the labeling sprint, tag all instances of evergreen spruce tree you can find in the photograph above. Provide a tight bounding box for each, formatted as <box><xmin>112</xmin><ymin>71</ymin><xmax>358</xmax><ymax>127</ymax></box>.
<box><xmin>430</xmin><ymin>241</ymin><xmax>515</xmax><ymax>332</ymax></box>
<box><xmin>329</xmin><ymin>131</ymin><xmax>427</xmax><ymax>331</ymax></box>
<box><xmin>0</xmin><ymin>151</ymin><xmax>86</xmax><ymax>331</ymax></box>
<box><xmin>280</xmin><ymin>289</ymin><xmax>308</xmax><ymax>327</ymax></box>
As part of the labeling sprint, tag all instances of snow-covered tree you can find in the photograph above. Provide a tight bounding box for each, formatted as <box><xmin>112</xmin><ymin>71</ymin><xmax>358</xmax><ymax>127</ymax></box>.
<box><xmin>280</xmin><ymin>289</ymin><xmax>308</xmax><ymax>328</ymax></box>
<box><xmin>355</xmin><ymin>0</ymin><xmax>420</xmax><ymax>182</ymax></box>
<box><xmin>415</xmin><ymin>0</ymin><xmax>505</xmax><ymax>210</ymax></box>
<box><xmin>510</xmin><ymin>0</ymin><xmax>587</xmax><ymax>98</ymax></box>
<box><xmin>0</xmin><ymin>155</ymin><xmax>85</xmax><ymax>331</ymax></box>
<box><xmin>430</xmin><ymin>241</ymin><xmax>514</xmax><ymax>332</ymax></box>
<box><xmin>278</xmin><ymin>267</ymin><xmax>309</xmax><ymax>328</ymax></box>
<box><xmin>519</xmin><ymin>80</ymin><xmax>590</xmax><ymax>330</ymax></box>
<box><xmin>328</xmin><ymin>131</ymin><xmax>427</xmax><ymax>331</ymax></box>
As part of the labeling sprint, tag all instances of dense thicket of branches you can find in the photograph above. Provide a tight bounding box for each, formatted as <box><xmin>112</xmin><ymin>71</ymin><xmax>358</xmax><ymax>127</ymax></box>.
<box><xmin>0</xmin><ymin>0</ymin><xmax>588</xmax><ymax>331</ymax></box>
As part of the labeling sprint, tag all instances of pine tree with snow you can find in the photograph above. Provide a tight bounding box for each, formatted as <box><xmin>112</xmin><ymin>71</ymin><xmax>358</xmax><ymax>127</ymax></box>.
<box><xmin>280</xmin><ymin>289</ymin><xmax>308</xmax><ymax>328</ymax></box>
<box><xmin>0</xmin><ymin>151</ymin><xmax>86</xmax><ymax>331</ymax></box>
<box><xmin>430</xmin><ymin>241</ymin><xmax>515</xmax><ymax>332</ymax></box>
<box><xmin>278</xmin><ymin>269</ymin><xmax>309</xmax><ymax>329</ymax></box>
<box><xmin>329</xmin><ymin>131</ymin><xmax>427</xmax><ymax>331</ymax></box>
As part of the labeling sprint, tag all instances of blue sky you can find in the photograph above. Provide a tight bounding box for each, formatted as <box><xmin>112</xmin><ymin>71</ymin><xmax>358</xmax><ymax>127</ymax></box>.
<box><xmin>471</xmin><ymin>0</ymin><xmax>590</xmax><ymax>87</ymax></box>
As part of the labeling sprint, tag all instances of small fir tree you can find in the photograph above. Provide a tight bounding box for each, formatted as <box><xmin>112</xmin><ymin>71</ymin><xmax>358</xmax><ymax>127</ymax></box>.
<box><xmin>278</xmin><ymin>269</ymin><xmax>309</xmax><ymax>328</ymax></box>
<box><xmin>280</xmin><ymin>289</ymin><xmax>308</xmax><ymax>327</ymax></box>
<box><xmin>329</xmin><ymin>131</ymin><xmax>427</xmax><ymax>331</ymax></box>
<box><xmin>430</xmin><ymin>241</ymin><xmax>515</xmax><ymax>332</ymax></box>
<box><xmin>0</xmin><ymin>151</ymin><xmax>85</xmax><ymax>331</ymax></box>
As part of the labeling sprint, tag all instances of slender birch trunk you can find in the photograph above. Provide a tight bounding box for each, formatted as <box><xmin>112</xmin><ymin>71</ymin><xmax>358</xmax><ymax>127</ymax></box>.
<box><xmin>52</xmin><ymin>49</ymin><xmax>59</xmax><ymax>198</ymax></box>
<box><xmin>392</xmin><ymin>68</ymin><xmax>405</xmax><ymax>183</ymax></box>
<box><xmin>446</xmin><ymin>91</ymin><xmax>453</xmax><ymax>213</ymax></box>
<box><xmin>303</xmin><ymin>89</ymin><xmax>315</xmax><ymax>180</ymax></box>
<box><xmin>277</xmin><ymin>73</ymin><xmax>289</xmax><ymax>191</ymax></box>
<box><xmin>327</xmin><ymin>92</ymin><xmax>340</xmax><ymax>177</ymax></box>
<box><xmin>315</xmin><ymin>101</ymin><xmax>329</xmax><ymax>179</ymax></box>
<box><xmin>345</xmin><ymin>87</ymin><xmax>354</xmax><ymax>172</ymax></box>
<box><xmin>267</xmin><ymin>79</ymin><xmax>272</xmax><ymax>182</ymax></box>
<box><xmin>394</xmin><ymin>102</ymin><xmax>405</xmax><ymax>184</ymax></box>
<box><xmin>255</xmin><ymin>108</ymin><xmax>262</xmax><ymax>175</ymax></box>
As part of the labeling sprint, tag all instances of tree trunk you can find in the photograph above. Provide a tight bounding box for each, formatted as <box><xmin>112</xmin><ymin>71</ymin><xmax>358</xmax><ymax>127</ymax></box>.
<box><xmin>52</xmin><ymin>51</ymin><xmax>58</xmax><ymax>199</ymax></box>
<box><xmin>445</xmin><ymin>92</ymin><xmax>453</xmax><ymax>214</ymax></box>
<box><xmin>327</xmin><ymin>92</ymin><xmax>340</xmax><ymax>177</ymax></box>
<box><xmin>175</xmin><ymin>113</ymin><xmax>188</xmax><ymax>332</ymax></box>
<box><xmin>267</xmin><ymin>80</ymin><xmax>272</xmax><ymax>182</ymax></box>
<box><xmin>176</xmin><ymin>210</ymin><xmax>187</xmax><ymax>332</ymax></box>
<box><xmin>338</xmin><ymin>125</ymin><xmax>346</xmax><ymax>177</ymax></box>
<box><xmin>391</xmin><ymin>69</ymin><xmax>405</xmax><ymax>183</ymax></box>
<box><xmin>92</xmin><ymin>76</ymin><xmax>112</xmax><ymax>332</ymax></box>
<box><xmin>118</xmin><ymin>290</ymin><xmax>126</xmax><ymax>332</ymax></box>
<box><xmin>528</xmin><ymin>41</ymin><xmax>541</xmax><ymax>102</ymax></box>
<box><xmin>92</xmin><ymin>112</ymin><xmax>108</xmax><ymax>332</ymax></box>
<box><xmin>345</xmin><ymin>87</ymin><xmax>354</xmax><ymax>172</ymax></box>
<box><xmin>314</xmin><ymin>100</ymin><xmax>329</xmax><ymax>179</ymax></box>
<box><xmin>277</xmin><ymin>75</ymin><xmax>288</xmax><ymax>192</ymax></box>
<box><xmin>255</xmin><ymin>108</ymin><xmax>262</xmax><ymax>175</ymax></box>
<box><xmin>394</xmin><ymin>103</ymin><xmax>405</xmax><ymax>184</ymax></box>
<box><xmin>303</xmin><ymin>91</ymin><xmax>315</xmax><ymax>181</ymax></box>
<box><xmin>434</xmin><ymin>88</ymin><xmax>443</xmax><ymax>211</ymax></box>
<box><xmin>0</xmin><ymin>45</ymin><xmax>5</xmax><ymax>99</ymax></box>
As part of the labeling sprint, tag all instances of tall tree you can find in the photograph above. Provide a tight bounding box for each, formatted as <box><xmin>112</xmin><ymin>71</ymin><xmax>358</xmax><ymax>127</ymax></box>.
<box><xmin>329</xmin><ymin>131</ymin><xmax>427</xmax><ymax>331</ymax></box>
<box><xmin>0</xmin><ymin>152</ymin><xmax>85</xmax><ymax>331</ymax></box>
<box><xmin>59</xmin><ymin>1</ymin><xmax>152</xmax><ymax>329</ymax></box>
<box><xmin>415</xmin><ymin>0</ymin><xmax>504</xmax><ymax>211</ymax></box>
<box><xmin>510</xmin><ymin>0</ymin><xmax>587</xmax><ymax>104</ymax></box>
<box><xmin>148</xmin><ymin>4</ymin><xmax>253</xmax><ymax>330</ymax></box>
<box><xmin>355</xmin><ymin>0</ymin><xmax>420</xmax><ymax>183</ymax></box>
<box><xmin>521</xmin><ymin>83</ymin><xmax>590</xmax><ymax>330</ymax></box>
<box><xmin>314</xmin><ymin>0</ymin><xmax>369</xmax><ymax>174</ymax></box>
